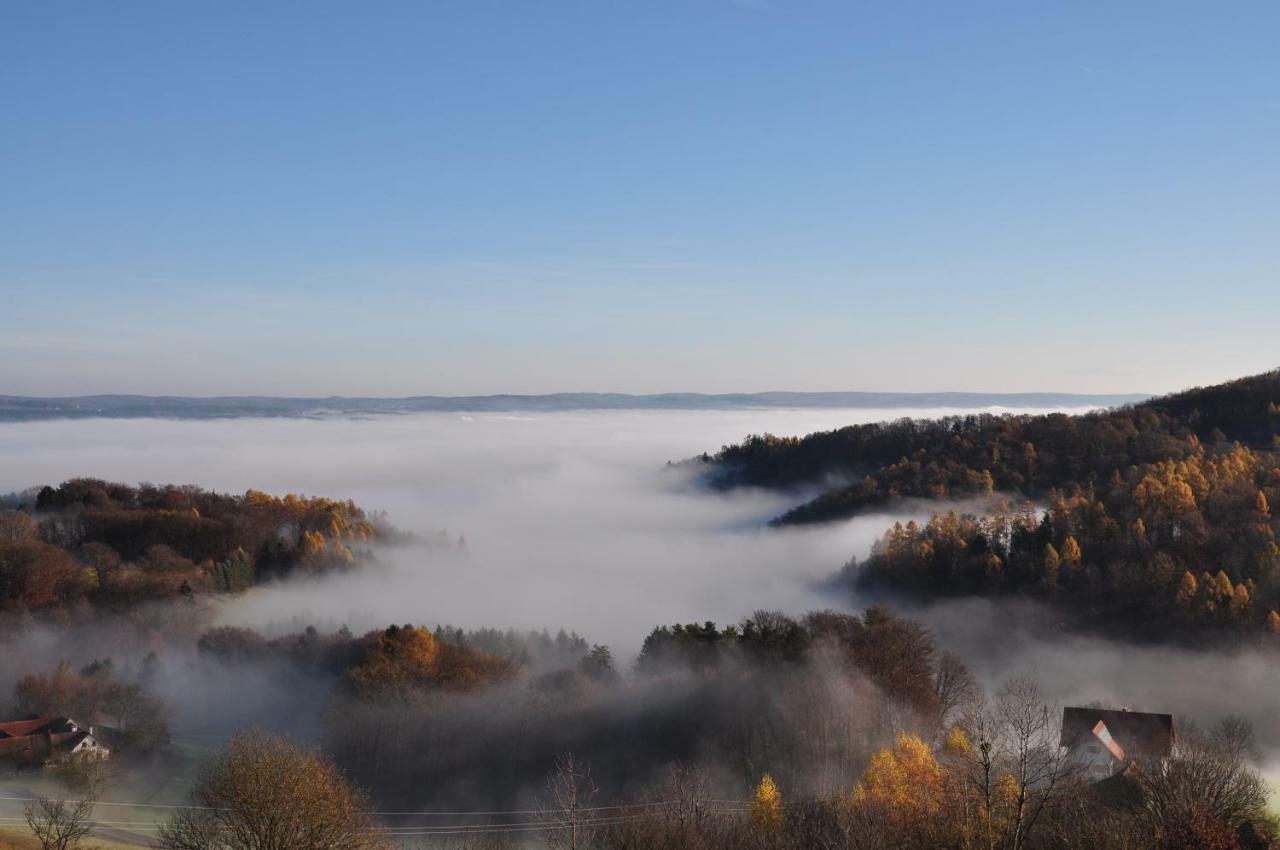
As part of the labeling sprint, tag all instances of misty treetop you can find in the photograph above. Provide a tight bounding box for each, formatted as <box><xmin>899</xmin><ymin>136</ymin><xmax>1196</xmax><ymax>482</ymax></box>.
<box><xmin>196</xmin><ymin>622</ymin><xmax>592</xmax><ymax>683</ymax></box>
<box><xmin>323</xmin><ymin>610</ymin><xmax>957</xmax><ymax>812</ymax></box>
<box><xmin>340</xmin><ymin>623</ymin><xmax>518</xmax><ymax>700</ymax></box>
<box><xmin>637</xmin><ymin>608</ymin><xmax>940</xmax><ymax>719</ymax></box>
<box><xmin>184</xmin><ymin>607</ymin><xmax>967</xmax><ymax>811</ymax></box>
<box><xmin>0</xmin><ymin>478</ymin><xmax>389</xmax><ymax>616</ymax></box>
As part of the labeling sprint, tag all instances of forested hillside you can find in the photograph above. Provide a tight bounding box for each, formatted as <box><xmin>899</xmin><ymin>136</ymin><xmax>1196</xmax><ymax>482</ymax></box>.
<box><xmin>710</xmin><ymin>370</ymin><xmax>1280</xmax><ymax>637</ymax></box>
<box><xmin>0</xmin><ymin>479</ymin><xmax>388</xmax><ymax>615</ymax></box>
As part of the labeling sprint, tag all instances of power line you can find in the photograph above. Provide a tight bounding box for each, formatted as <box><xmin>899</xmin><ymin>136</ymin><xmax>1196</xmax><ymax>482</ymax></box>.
<box><xmin>0</xmin><ymin>793</ymin><xmax>761</xmax><ymax>840</ymax></box>
<box><xmin>0</xmin><ymin>795</ymin><xmax>683</xmax><ymax>815</ymax></box>
<box><xmin>376</xmin><ymin>799</ymin><xmax>679</xmax><ymax>816</ymax></box>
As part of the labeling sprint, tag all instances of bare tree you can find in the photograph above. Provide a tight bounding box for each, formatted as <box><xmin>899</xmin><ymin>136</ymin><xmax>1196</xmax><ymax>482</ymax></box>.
<box><xmin>1208</xmin><ymin>715</ymin><xmax>1258</xmax><ymax>764</ymax></box>
<box><xmin>1049</xmin><ymin>789</ymin><xmax>1148</xmax><ymax>850</ymax></box>
<box><xmin>993</xmin><ymin>676</ymin><xmax>1075</xmax><ymax>850</ymax></box>
<box><xmin>23</xmin><ymin>795</ymin><xmax>96</xmax><ymax>850</ymax></box>
<box><xmin>959</xmin><ymin>676</ymin><xmax>1077</xmax><ymax>850</ymax></box>
<box><xmin>1128</xmin><ymin>718</ymin><xmax>1269</xmax><ymax>839</ymax></box>
<box><xmin>159</xmin><ymin>729</ymin><xmax>388</xmax><ymax>850</ymax></box>
<box><xmin>653</xmin><ymin>762</ymin><xmax>712</xmax><ymax>834</ymax></box>
<box><xmin>24</xmin><ymin>746</ymin><xmax>116</xmax><ymax>850</ymax></box>
<box><xmin>934</xmin><ymin>650</ymin><xmax>980</xmax><ymax>730</ymax></box>
<box><xmin>538</xmin><ymin>753</ymin><xmax>598</xmax><ymax>850</ymax></box>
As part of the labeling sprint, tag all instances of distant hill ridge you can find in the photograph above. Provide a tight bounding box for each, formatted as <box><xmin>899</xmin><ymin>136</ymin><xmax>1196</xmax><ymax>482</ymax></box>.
<box><xmin>0</xmin><ymin>390</ymin><xmax>1148</xmax><ymax>422</ymax></box>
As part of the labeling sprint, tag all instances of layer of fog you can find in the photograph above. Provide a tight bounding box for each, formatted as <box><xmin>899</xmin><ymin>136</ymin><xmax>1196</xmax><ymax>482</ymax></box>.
<box><xmin>0</xmin><ymin>407</ymin><xmax>1080</xmax><ymax>655</ymax></box>
<box><xmin>3</xmin><ymin>406</ymin><xmax>1274</xmax><ymax>761</ymax></box>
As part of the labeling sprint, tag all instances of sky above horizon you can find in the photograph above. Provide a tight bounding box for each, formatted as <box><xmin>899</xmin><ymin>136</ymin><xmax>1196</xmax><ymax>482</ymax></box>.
<box><xmin>2</xmin><ymin>1</ymin><xmax>1278</xmax><ymax>397</ymax></box>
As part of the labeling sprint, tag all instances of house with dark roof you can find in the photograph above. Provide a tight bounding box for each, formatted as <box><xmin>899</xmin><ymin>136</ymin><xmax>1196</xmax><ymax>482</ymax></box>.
<box><xmin>0</xmin><ymin>717</ymin><xmax>110</xmax><ymax>769</ymax></box>
<box><xmin>1060</xmin><ymin>707</ymin><xmax>1175</xmax><ymax>782</ymax></box>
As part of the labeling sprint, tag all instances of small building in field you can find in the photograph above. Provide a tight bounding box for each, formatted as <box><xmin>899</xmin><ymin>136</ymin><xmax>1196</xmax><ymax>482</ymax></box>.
<box><xmin>0</xmin><ymin>717</ymin><xmax>111</xmax><ymax>769</ymax></box>
<box><xmin>1060</xmin><ymin>707</ymin><xmax>1175</xmax><ymax>782</ymax></box>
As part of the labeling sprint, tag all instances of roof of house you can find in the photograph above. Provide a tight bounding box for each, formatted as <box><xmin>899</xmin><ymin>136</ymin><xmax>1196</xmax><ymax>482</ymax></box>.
<box><xmin>0</xmin><ymin>716</ymin><xmax>64</xmax><ymax>738</ymax></box>
<box><xmin>1061</xmin><ymin>707</ymin><xmax>1176</xmax><ymax>757</ymax></box>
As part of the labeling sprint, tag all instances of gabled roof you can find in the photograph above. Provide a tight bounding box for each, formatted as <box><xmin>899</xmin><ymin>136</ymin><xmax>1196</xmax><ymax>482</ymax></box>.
<box><xmin>1061</xmin><ymin>707</ymin><xmax>1175</xmax><ymax>757</ymax></box>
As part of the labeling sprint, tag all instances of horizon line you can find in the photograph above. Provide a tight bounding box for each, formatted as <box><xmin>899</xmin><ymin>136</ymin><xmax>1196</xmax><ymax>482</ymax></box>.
<box><xmin>0</xmin><ymin>389</ymin><xmax>1151</xmax><ymax>402</ymax></box>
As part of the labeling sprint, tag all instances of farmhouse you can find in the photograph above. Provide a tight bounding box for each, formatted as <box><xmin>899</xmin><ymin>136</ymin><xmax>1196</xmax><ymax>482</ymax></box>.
<box><xmin>1060</xmin><ymin>706</ymin><xmax>1175</xmax><ymax>782</ymax></box>
<box><xmin>0</xmin><ymin>716</ymin><xmax>111</xmax><ymax>768</ymax></box>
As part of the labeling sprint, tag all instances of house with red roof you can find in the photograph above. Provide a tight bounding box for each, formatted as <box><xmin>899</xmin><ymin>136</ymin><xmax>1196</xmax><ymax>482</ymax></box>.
<box><xmin>0</xmin><ymin>716</ymin><xmax>110</xmax><ymax>769</ymax></box>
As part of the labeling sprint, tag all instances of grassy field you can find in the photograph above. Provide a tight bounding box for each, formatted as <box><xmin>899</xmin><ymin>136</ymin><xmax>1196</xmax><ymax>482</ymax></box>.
<box><xmin>0</xmin><ymin>826</ymin><xmax>146</xmax><ymax>849</ymax></box>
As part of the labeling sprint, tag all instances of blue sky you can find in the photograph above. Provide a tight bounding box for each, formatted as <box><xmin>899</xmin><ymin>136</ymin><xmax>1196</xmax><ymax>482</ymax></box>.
<box><xmin>2</xmin><ymin>1</ymin><xmax>1278</xmax><ymax>396</ymax></box>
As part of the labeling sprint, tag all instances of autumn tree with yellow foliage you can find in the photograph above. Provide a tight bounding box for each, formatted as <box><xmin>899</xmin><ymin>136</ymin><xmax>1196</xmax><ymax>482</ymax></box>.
<box><xmin>850</xmin><ymin>732</ymin><xmax>946</xmax><ymax>842</ymax></box>
<box><xmin>845</xmin><ymin>695</ymin><xmax>1071</xmax><ymax>850</ymax></box>
<box><xmin>749</xmin><ymin>774</ymin><xmax>783</xmax><ymax>832</ymax></box>
<box><xmin>1264</xmin><ymin>609</ymin><xmax>1280</xmax><ymax>636</ymax></box>
<box><xmin>853</xmin><ymin>438</ymin><xmax>1280</xmax><ymax>636</ymax></box>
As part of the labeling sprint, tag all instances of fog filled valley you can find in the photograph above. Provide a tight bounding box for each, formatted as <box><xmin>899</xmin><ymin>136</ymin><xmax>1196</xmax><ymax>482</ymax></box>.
<box><xmin>0</xmin><ymin>408</ymin><xmax>950</xmax><ymax>649</ymax></box>
<box><xmin>14</xmin><ymin>0</ymin><xmax>1280</xmax><ymax>844</ymax></box>
<box><xmin>4</xmin><ymin>382</ymin><xmax>1280</xmax><ymax>848</ymax></box>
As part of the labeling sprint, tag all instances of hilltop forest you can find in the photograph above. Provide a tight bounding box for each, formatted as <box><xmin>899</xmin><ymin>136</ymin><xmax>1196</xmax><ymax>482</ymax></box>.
<box><xmin>0</xmin><ymin>479</ymin><xmax>389</xmax><ymax>617</ymax></box>
<box><xmin>710</xmin><ymin>369</ymin><xmax>1280</xmax><ymax>639</ymax></box>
